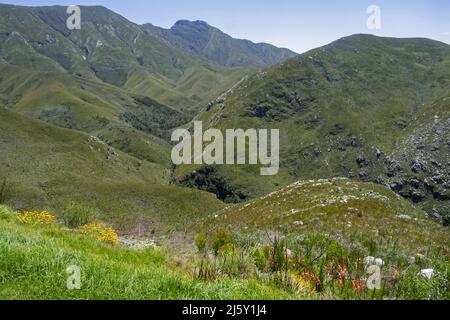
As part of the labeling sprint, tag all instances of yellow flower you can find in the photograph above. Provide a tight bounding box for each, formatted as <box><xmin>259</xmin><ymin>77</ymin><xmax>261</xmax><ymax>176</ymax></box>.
<box><xmin>17</xmin><ymin>210</ymin><xmax>55</xmax><ymax>225</ymax></box>
<box><xmin>81</xmin><ymin>223</ymin><xmax>119</xmax><ymax>245</ymax></box>
<box><xmin>290</xmin><ymin>272</ymin><xmax>317</xmax><ymax>293</ymax></box>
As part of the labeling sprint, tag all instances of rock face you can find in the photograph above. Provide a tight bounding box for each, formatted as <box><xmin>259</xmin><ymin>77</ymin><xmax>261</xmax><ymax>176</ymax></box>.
<box><xmin>387</xmin><ymin>108</ymin><xmax>450</xmax><ymax>223</ymax></box>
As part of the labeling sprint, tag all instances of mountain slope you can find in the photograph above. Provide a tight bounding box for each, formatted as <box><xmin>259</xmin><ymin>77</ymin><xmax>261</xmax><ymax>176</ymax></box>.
<box><xmin>0</xmin><ymin>63</ymin><xmax>186</xmax><ymax>166</ymax></box>
<box><xmin>178</xmin><ymin>35</ymin><xmax>450</xmax><ymax>219</ymax></box>
<box><xmin>142</xmin><ymin>20</ymin><xmax>297</xmax><ymax>68</ymax></box>
<box><xmin>0</xmin><ymin>108</ymin><xmax>224</xmax><ymax>233</ymax></box>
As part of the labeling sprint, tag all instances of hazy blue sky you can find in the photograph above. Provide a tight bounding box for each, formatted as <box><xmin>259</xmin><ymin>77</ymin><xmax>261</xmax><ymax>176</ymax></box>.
<box><xmin>1</xmin><ymin>0</ymin><xmax>449</xmax><ymax>53</ymax></box>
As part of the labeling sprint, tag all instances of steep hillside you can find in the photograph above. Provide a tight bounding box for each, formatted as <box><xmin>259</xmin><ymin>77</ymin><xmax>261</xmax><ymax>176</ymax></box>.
<box><xmin>142</xmin><ymin>20</ymin><xmax>297</xmax><ymax>68</ymax></box>
<box><xmin>0</xmin><ymin>108</ymin><xmax>223</xmax><ymax>233</ymax></box>
<box><xmin>194</xmin><ymin>179</ymin><xmax>449</xmax><ymax>299</ymax></box>
<box><xmin>179</xmin><ymin>35</ymin><xmax>450</xmax><ymax>220</ymax></box>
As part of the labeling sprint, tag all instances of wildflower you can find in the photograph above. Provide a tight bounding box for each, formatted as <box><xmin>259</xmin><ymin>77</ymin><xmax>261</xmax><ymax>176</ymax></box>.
<box><xmin>336</xmin><ymin>264</ymin><xmax>346</xmax><ymax>288</ymax></box>
<box><xmin>352</xmin><ymin>276</ymin><xmax>365</xmax><ymax>292</ymax></box>
<box><xmin>81</xmin><ymin>223</ymin><xmax>119</xmax><ymax>245</ymax></box>
<box><xmin>17</xmin><ymin>210</ymin><xmax>56</xmax><ymax>225</ymax></box>
<box><xmin>302</xmin><ymin>271</ymin><xmax>321</xmax><ymax>287</ymax></box>
<box><xmin>290</xmin><ymin>272</ymin><xmax>316</xmax><ymax>293</ymax></box>
<box><xmin>338</xmin><ymin>264</ymin><xmax>346</xmax><ymax>278</ymax></box>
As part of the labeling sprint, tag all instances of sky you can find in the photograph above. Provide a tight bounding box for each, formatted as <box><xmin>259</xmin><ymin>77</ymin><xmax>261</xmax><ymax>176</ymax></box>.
<box><xmin>1</xmin><ymin>0</ymin><xmax>449</xmax><ymax>53</ymax></box>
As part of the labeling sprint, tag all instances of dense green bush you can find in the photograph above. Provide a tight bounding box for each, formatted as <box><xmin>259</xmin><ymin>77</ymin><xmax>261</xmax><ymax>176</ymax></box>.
<box><xmin>61</xmin><ymin>203</ymin><xmax>96</xmax><ymax>229</ymax></box>
<box><xmin>212</xmin><ymin>229</ymin><xmax>233</xmax><ymax>256</ymax></box>
<box><xmin>195</xmin><ymin>233</ymin><xmax>207</xmax><ymax>253</ymax></box>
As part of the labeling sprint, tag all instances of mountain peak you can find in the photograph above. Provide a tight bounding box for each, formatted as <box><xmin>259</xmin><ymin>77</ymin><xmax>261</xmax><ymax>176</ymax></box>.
<box><xmin>173</xmin><ymin>20</ymin><xmax>211</xmax><ymax>28</ymax></box>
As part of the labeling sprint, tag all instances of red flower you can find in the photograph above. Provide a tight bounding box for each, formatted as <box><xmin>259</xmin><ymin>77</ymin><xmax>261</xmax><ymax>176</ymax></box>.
<box><xmin>352</xmin><ymin>276</ymin><xmax>365</xmax><ymax>292</ymax></box>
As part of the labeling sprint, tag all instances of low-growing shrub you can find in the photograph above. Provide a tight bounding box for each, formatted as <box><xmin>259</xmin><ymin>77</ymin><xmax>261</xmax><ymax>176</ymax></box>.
<box><xmin>0</xmin><ymin>205</ymin><xmax>15</xmax><ymax>220</ymax></box>
<box><xmin>195</xmin><ymin>259</ymin><xmax>222</xmax><ymax>282</ymax></box>
<box><xmin>195</xmin><ymin>233</ymin><xmax>207</xmax><ymax>253</ymax></box>
<box><xmin>62</xmin><ymin>202</ymin><xmax>96</xmax><ymax>229</ymax></box>
<box><xmin>190</xmin><ymin>228</ymin><xmax>448</xmax><ymax>299</ymax></box>
<box><xmin>212</xmin><ymin>229</ymin><xmax>233</xmax><ymax>256</ymax></box>
<box><xmin>268</xmin><ymin>237</ymin><xmax>288</xmax><ymax>273</ymax></box>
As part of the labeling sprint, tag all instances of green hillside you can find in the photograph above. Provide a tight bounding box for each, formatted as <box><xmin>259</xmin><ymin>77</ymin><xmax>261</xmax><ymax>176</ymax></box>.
<box><xmin>0</xmin><ymin>108</ymin><xmax>224</xmax><ymax>233</ymax></box>
<box><xmin>192</xmin><ymin>179</ymin><xmax>449</xmax><ymax>300</ymax></box>
<box><xmin>180</xmin><ymin>35</ymin><xmax>450</xmax><ymax>220</ymax></box>
<box><xmin>0</xmin><ymin>3</ymin><xmax>448</xmax><ymax>301</ymax></box>
<box><xmin>0</xmin><ymin>4</ymin><xmax>252</xmax><ymax>114</ymax></box>
<box><xmin>0</xmin><ymin>63</ymin><xmax>186</xmax><ymax>165</ymax></box>
<box><xmin>204</xmin><ymin>178</ymin><xmax>449</xmax><ymax>252</ymax></box>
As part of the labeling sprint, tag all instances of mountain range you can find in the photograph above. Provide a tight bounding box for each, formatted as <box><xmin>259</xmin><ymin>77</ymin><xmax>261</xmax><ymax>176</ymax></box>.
<box><xmin>0</xmin><ymin>3</ymin><xmax>449</xmax><ymax>300</ymax></box>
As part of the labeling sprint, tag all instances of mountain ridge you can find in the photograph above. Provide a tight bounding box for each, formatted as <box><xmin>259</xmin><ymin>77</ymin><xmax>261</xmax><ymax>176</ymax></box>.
<box><xmin>141</xmin><ymin>19</ymin><xmax>297</xmax><ymax>68</ymax></box>
<box><xmin>0</xmin><ymin>4</ymin><xmax>251</xmax><ymax>114</ymax></box>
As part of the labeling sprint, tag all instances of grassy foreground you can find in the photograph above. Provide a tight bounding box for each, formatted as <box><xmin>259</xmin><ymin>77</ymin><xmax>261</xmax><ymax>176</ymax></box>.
<box><xmin>0</xmin><ymin>205</ymin><xmax>292</xmax><ymax>300</ymax></box>
<box><xmin>1</xmin><ymin>178</ymin><xmax>448</xmax><ymax>301</ymax></box>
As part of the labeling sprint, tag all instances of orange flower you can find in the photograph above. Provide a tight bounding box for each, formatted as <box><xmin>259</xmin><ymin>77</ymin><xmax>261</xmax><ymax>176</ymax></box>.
<box><xmin>336</xmin><ymin>264</ymin><xmax>346</xmax><ymax>288</ymax></box>
<box><xmin>352</xmin><ymin>276</ymin><xmax>365</xmax><ymax>292</ymax></box>
<box><xmin>302</xmin><ymin>271</ymin><xmax>321</xmax><ymax>286</ymax></box>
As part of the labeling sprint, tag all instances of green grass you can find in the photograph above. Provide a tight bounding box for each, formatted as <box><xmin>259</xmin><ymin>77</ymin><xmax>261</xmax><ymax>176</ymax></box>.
<box><xmin>0</xmin><ymin>205</ymin><xmax>292</xmax><ymax>300</ymax></box>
